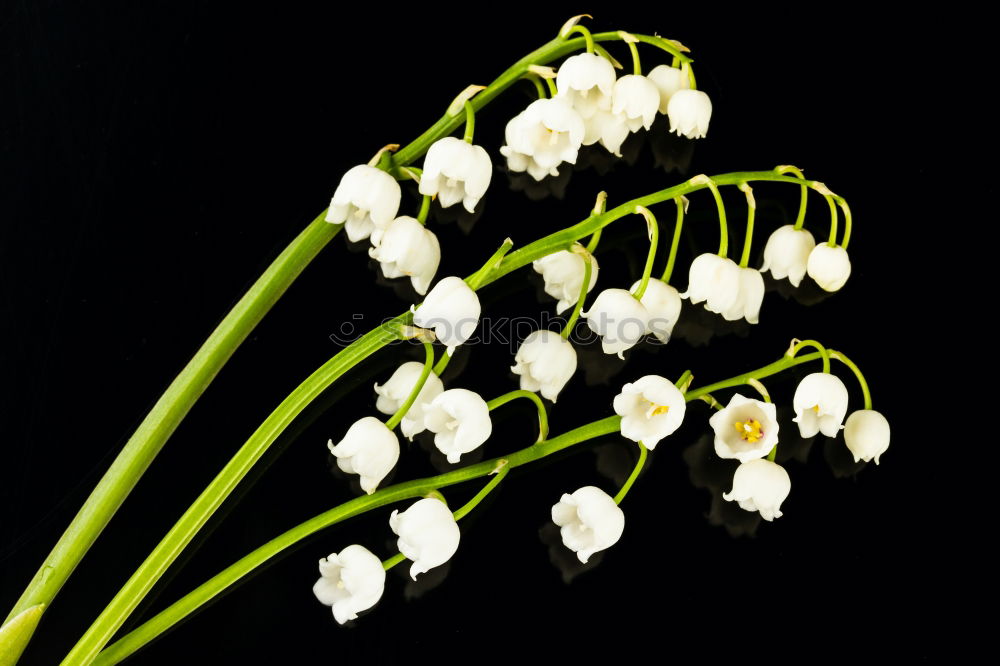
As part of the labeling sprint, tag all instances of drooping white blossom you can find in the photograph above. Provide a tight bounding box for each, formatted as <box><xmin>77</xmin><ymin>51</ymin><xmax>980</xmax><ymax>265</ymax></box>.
<box><xmin>719</xmin><ymin>267</ymin><xmax>765</xmax><ymax>324</ymax></box>
<box><xmin>511</xmin><ymin>330</ymin><xmax>578</xmax><ymax>402</ymax></box>
<box><xmin>419</xmin><ymin>137</ymin><xmax>493</xmax><ymax>213</ymax></box>
<box><xmin>647</xmin><ymin>64</ymin><xmax>690</xmax><ymax>113</ymax></box>
<box><xmin>369</xmin><ymin>216</ymin><xmax>440</xmax><ymax>295</ymax></box>
<box><xmin>630</xmin><ymin>278</ymin><xmax>682</xmax><ymax>343</ymax></box>
<box><xmin>611</xmin><ymin>75</ymin><xmax>660</xmax><ymax>132</ymax></box>
<box><xmin>681</xmin><ymin>253</ymin><xmax>741</xmax><ymax>316</ymax></box>
<box><xmin>328</xmin><ymin>417</ymin><xmax>400</xmax><ymax>494</ymax></box>
<box><xmin>312</xmin><ymin>545</ymin><xmax>386</xmax><ymax>624</ymax></box>
<box><xmin>761</xmin><ymin>225</ymin><xmax>816</xmax><ymax>287</ymax></box>
<box><xmin>666</xmin><ymin>89</ymin><xmax>712</xmax><ymax>139</ymax></box>
<box><xmin>843</xmin><ymin>409</ymin><xmax>891</xmax><ymax>464</ymax></box>
<box><xmin>613</xmin><ymin>375</ymin><xmax>687</xmax><ymax>449</ymax></box>
<box><xmin>533</xmin><ymin>249</ymin><xmax>599</xmax><ymax>314</ymax></box>
<box><xmin>556</xmin><ymin>52</ymin><xmax>616</xmax><ymax>118</ymax></box>
<box><xmin>500</xmin><ymin>98</ymin><xmax>586</xmax><ymax>181</ymax></box>
<box><xmin>723</xmin><ymin>459</ymin><xmax>791</xmax><ymax>521</ymax></box>
<box><xmin>806</xmin><ymin>244</ymin><xmax>852</xmax><ymax>292</ymax></box>
<box><xmin>325</xmin><ymin>164</ymin><xmax>402</xmax><ymax>242</ymax></box>
<box><xmin>582</xmin><ymin>288</ymin><xmax>650</xmax><ymax>359</ymax></box>
<box><xmin>374</xmin><ymin>361</ymin><xmax>445</xmax><ymax>440</ymax></box>
<box><xmin>551</xmin><ymin>486</ymin><xmax>625</xmax><ymax>563</ymax></box>
<box><xmin>412</xmin><ymin>276</ymin><xmax>481</xmax><ymax>352</ymax></box>
<box><xmin>792</xmin><ymin>372</ymin><xmax>850</xmax><ymax>438</ymax></box>
<box><xmin>423</xmin><ymin>388</ymin><xmax>493</xmax><ymax>464</ymax></box>
<box><xmin>389</xmin><ymin>498</ymin><xmax>460</xmax><ymax>580</ymax></box>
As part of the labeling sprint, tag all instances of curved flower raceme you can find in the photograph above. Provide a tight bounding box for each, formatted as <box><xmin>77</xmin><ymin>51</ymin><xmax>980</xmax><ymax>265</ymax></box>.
<box><xmin>613</xmin><ymin>375</ymin><xmax>686</xmax><ymax>449</ymax></box>
<box><xmin>312</xmin><ymin>545</ymin><xmax>386</xmax><ymax>624</ymax></box>
<box><xmin>412</xmin><ymin>276</ymin><xmax>481</xmax><ymax>352</ymax></box>
<box><xmin>328</xmin><ymin>417</ymin><xmax>400</xmax><ymax>494</ymax></box>
<box><xmin>325</xmin><ymin>164</ymin><xmax>402</xmax><ymax>243</ymax></box>
<box><xmin>533</xmin><ymin>250</ymin><xmax>599</xmax><ymax>314</ymax></box>
<box><xmin>611</xmin><ymin>75</ymin><xmax>660</xmax><ymax>133</ymax></box>
<box><xmin>368</xmin><ymin>217</ymin><xmax>440</xmax><ymax>295</ymax></box>
<box><xmin>374</xmin><ymin>362</ymin><xmax>445</xmax><ymax>440</ymax></box>
<box><xmin>666</xmin><ymin>89</ymin><xmax>712</xmax><ymax>139</ymax></box>
<box><xmin>556</xmin><ymin>52</ymin><xmax>616</xmax><ymax>119</ymax></box>
<box><xmin>419</xmin><ymin>137</ymin><xmax>493</xmax><ymax>213</ymax></box>
<box><xmin>682</xmin><ymin>253</ymin><xmax>741</xmax><ymax>316</ymax></box>
<box><xmin>709</xmin><ymin>394</ymin><xmax>779</xmax><ymax>462</ymax></box>
<box><xmin>629</xmin><ymin>278</ymin><xmax>682</xmax><ymax>343</ymax></box>
<box><xmin>390</xmin><ymin>498</ymin><xmax>461</xmax><ymax>580</ymax></box>
<box><xmin>511</xmin><ymin>330</ymin><xmax>578</xmax><ymax>402</ymax></box>
<box><xmin>582</xmin><ymin>288</ymin><xmax>650</xmax><ymax>359</ymax></box>
<box><xmin>720</xmin><ymin>267</ymin><xmax>765</xmax><ymax>324</ymax></box>
<box><xmin>423</xmin><ymin>389</ymin><xmax>493</xmax><ymax>463</ymax></box>
<box><xmin>807</xmin><ymin>244</ymin><xmax>852</xmax><ymax>292</ymax></box>
<box><xmin>844</xmin><ymin>410</ymin><xmax>891</xmax><ymax>464</ymax></box>
<box><xmin>792</xmin><ymin>373</ymin><xmax>850</xmax><ymax>438</ymax></box>
<box><xmin>551</xmin><ymin>486</ymin><xmax>625</xmax><ymax>563</ymax></box>
<box><xmin>500</xmin><ymin>97</ymin><xmax>585</xmax><ymax>181</ymax></box>
<box><xmin>761</xmin><ymin>225</ymin><xmax>816</xmax><ymax>287</ymax></box>
<box><xmin>647</xmin><ymin>64</ymin><xmax>690</xmax><ymax>113</ymax></box>
<box><xmin>723</xmin><ymin>459</ymin><xmax>791</xmax><ymax>521</ymax></box>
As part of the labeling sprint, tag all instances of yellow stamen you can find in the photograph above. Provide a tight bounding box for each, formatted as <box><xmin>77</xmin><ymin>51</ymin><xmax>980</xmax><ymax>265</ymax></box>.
<box><xmin>734</xmin><ymin>418</ymin><xmax>764</xmax><ymax>443</ymax></box>
<box><xmin>811</xmin><ymin>404</ymin><xmax>820</xmax><ymax>413</ymax></box>
<box><xmin>643</xmin><ymin>400</ymin><xmax>670</xmax><ymax>419</ymax></box>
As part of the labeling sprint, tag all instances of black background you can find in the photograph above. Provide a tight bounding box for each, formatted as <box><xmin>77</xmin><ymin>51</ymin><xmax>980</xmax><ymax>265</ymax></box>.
<box><xmin>2</xmin><ymin>3</ymin><xmax>952</xmax><ymax>663</ymax></box>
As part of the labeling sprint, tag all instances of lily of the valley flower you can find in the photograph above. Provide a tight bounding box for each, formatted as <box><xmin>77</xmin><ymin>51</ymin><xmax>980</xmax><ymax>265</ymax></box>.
<box><xmin>313</xmin><ymin>545</ymin><xmax>386</xmax><ymax>624</ymax></box>
<box><xmin>551</xmin><ymin>486</ymin><xmax>625</xmax><ymax>563</ymax></box>
<box><xmin>807</xmin><ymin>244</ymin><xmax>852</xmax><ymax>292</ymax></box>
<box><xmin>582</xmin><ymin>288</ymin><xmax>650</xmax><ymax>359</ymax></box>
<box><xmin>666</xmin><ymin>89</ymin><xmax>713</xmax><ymax>139</ymax></box>
<box><xmin>761</xmin><ymin>225</ymin><xmax>816</xmax><ymax>287</ymax></box>
<box><xmin>368</xmin><ymin>216</ymin><xmax>440</xmax><ymax>295</ymax></box>
<box><xmin>533</xmin><ymin>249</ymin><xmax>600</xmax><ymax>314</ymax></box>
<box><xmin>613</xmin><ymin>375</ymin><xmax>686</xmax><ymax>449</ymax></box>
<box><xmin>419</xmin><ymin>137</ymin><xmax>493</xmax><ymax>213</ymax></box>
<box><xmin>709</xmin><ymin>394</ymin><xmax>779</xmax><ymax>462</ymax></box>
<box><xmin>723</xmin><ymin>459</ymin><xmax>791</xmax><ymax>521</ymax></box>
<box><xmin>325</xmin><ymin>164</ymin><xmax>402</xmax><ymax>242</ymax></box>
<box><xmin>412</xmin><ymin>276</ymin><xmax>481</xmax><ymax>352</ymax></box>
<box><xmin>792</xmin><ymin>373</ymin><xmax>850</xmax><ymax>438</ymax></box>
<box><xmin>556</xmin><ymin>52</ymin><xmax>616</xmax><ymax>118</ymax></box>
<box><xmin>720</xmin><ymin>267</ymin><xmax>765</xmax><ymax>324</ymax></box>
<box><xmin>374</xmin><ymin>361</ymin><xmax>445</xmax><ymax>440</ymax></box>
<box><xmin>681</xmin><ymin>253</ymin><xmax>740</xmax><ymax>316</ymax></box>
<box><xmin>328</xmin><ymin>417</ymin><xmax>400</xmax><ymax>494</ymax></box>
<box><xmin>630</xmin><ymin>278</ymin><xmax>681</xmax><ymax>343</ymax></box>
<box><xmin>582</xmin><ymin>108</ymin><xmax>630</xmax><ymax>156</ymax></box>
<box><xmin>390</xmin><ymin>498</ymin><xmax>461</xmax><ymax>580</ymax></box>
<box><xmin>423</xmin><ymin>388</ymin><xmax>493</xmax><ymax>463</ymax></box>
<box><xmin>611</xmin><ymin>75</ymin><xmax>660</xmax><ymax>132</ymax></box>
<box><xmin>500</xmin><ymin>98</ymin><xmax>585</xmax><ymax>181</ymax></box>
<box><xmin>647</xmin><ymin>64</ymin><xmax>690</xmax><ymax>113</ymax></box>
<box><xmin>511</xmin><ymin>330</ymin><xmax>577</xmax><ymax>402</ymax></box>
<box><xmin>844</xmin><ymin>409</ymin><xmax>891</xmax><ymax>464</ymax></box>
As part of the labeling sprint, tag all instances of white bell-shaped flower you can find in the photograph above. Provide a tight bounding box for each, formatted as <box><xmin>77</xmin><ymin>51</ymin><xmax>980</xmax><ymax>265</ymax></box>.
<box><xmin>647</xmin><ymin>64</ymin><xmax>690</xmax><ymax>113</ymax></box>
<box><xmin>328</xmin><ymin>417</ymin><xmax>400</xmax><ymax>494</ymax></box>
<box><xmin>793</xmin><ymin>372</ymin><xmax>850</xmax><ymax>438</ymax></box>
<box><xmin>723</xmin><ymin>459</ymin><xmax>791</xmax><ymax>521</ymax></box>
<box><xmin>720</xmin><ymin>267</ymin><xmax>765</xmax><ymax>324</ymax></box>
<box><xmin>551</xmin><ymin>486</ymin><xmax>625</xmax><ymax>563</ymax></box>
<box><xmin>681</xmin><ymin>253</ymin><xmax>741</xmax><ymax>315</ymax></box>
<box><xmin>629</xmin><ymin>278</ymin><xmax>682</xmax><ymax>343</ymax></box>
<box><xmin>760</xmin><ymin>225</ymin><xmax>816</xmax><ymax>287</ymax></box>
<box><xmin>666</xmin><ymin>89</ymin><xmax>712</xmax><ymax>139</ymax></box>
<box><xmin>312</xmin><ymin>545</ymin><xmax>386</xmax><ymax>624</ymax></box>
<box><xmin>511</xmin><ymin>330</ymin><xmax>578</xmax><ymax>402</ymax></box>
<box><xmin>389</xmin><ymin>498</ymin><xmax>460</xmax><ymax>580</ymax></box>
<box><xmin>419</xmin><ymin>137</ymin><xmax>493</xmax><ymax>213</ymax></box>
<box><xmin>412</xmin><ymin>276</ymin><xmax>481</xmax><ymax>352</ymax></box>
<box><xmin>368</xmin><ymin>217</ymin><xmax>440</xmax><ymax>295</ymax></box>
<box><xmin>611</xmin><ymin>75</ymin><xmax>660</xmax><ymax>132</ymax></box>
<box><xmin>533</xmin><ymin>249</ymin><xmax>599</xmax><ymax>314</ymax></box>
<box><xmin>844</xmin><ymin>409</ymin><xmax>891</xmax><ymax>464</ymax></box>
<box><xmin>374</xmin><ymin>361</ymin><xmax>445</xmax><ymax>440</ymax></box>
<box><xmin>807</xmin><ymin>244</ymin><xmax>852</xmax><ymax>292</ymax></box>
<box><xmin>613</xmin><ymin>375</ymin><xmax>687</xmax><ymax>449</ymax></box>
<box><xmin>423</xmin><ymin>388</ymin><xmax>493</xmax><ymax>463</ymax></box>
<box><xmin>500</xmin><ymin>98</ymin><xmax>586</xmax><ymax>181</ymax></box>
<box><xmin>556</xmin><ymin>52</ymin><xmax>616</xmax><ymax>118</ymax></box>
<box><xmin>582</xmin><ymin>108</ymin><xmax>630</xmax><ymax>156</ymax></box>
<box><xmin>582</xmin><ymin>288</ymin><xmax>650</xmax><ymax>359</ymax></box>
<box><xmin>709</xmin><ymin>394</ymin><xmax>779</xmax><ymax>462</ymax></box>
<box><xmin>325</xmin><ymin>164</ymin><xmax>402</xmax><ymax>242</ymax></box>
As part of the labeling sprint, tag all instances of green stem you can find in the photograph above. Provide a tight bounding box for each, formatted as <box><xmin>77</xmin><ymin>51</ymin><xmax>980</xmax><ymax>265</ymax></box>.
<box><xmin>452</xmin><ymin>462</ymin><xmax>510</xmax><ymax>521</ymax></box>
<box><xmin>432</xmin><ymin>350</ymin><xmax>452</xmax><ymax>376</ymax></box>
<box><xmin>95</xmin><ymin>348</ymin><xmax>824</xmax><ymax>663</ymax></box>
<box><xmin>486</xmin><ymin>390</ymin><xmax>548</xmax><ymax>442</ymax></box>
<box><xmin>463</xmin><ymin>101</ymin><xmax>476</xmax><ymax>143</ymax></box>
<box><xmin>738</xmin><ymin>183</ymin><xmax>756</xmax><ymax>268</ymax></box>
<box><xmin>631</xmin><ymin>206</ymin><xmax>660</xmax><ymax>301</ymax></box>
<box><xmin>466</xmin><ymin>238</ymin><xmax>515</xmax><ymax>290</ymax></box>
<box><xmin>787</xmin><ymin>339</ymin><xmax>831</xmax><ymax>373</ymax></box>
<box><xmin>692</xmin><ymin>176</ymin><xmax>729</xmax><ymax>258</ymax></box>
<box><xmin>823</xmin><ymin>192</ymin><xmax>839</xmax><ymax>247</ymax></box>
<box><xmin>660</xmin><ymin>197</ymin><xmax>686</xmax><ymax>283</ymax></box>
<box><xmin>381</xmin><ymin>553</ymin><xmax>407</xmax><ymax>571</ymax></box>
<box><xmin>416</xmin><ymin>195</ymin><xmax>432</xmax><ymax>225</ymax></box>
<box><xmin>674</xmin><ymin>370</ymin><xmax>692</xmax><ymax>391</ymax></box>
<box><xmin>568</xmin><ymin>25</ymin><xmax>595</xmax><ymax>53</ymax></box>
<box><xmin>544</xmin><ymin>76</ymin><xmax>558</xmax><ymax>97</ymax></box>
<box><xmin>626</xmin><ymin>39</ymin><xmax>642</xmax><ymax>75</ymax></box>
<box><xmin>828</xmin><ymin>349</ymin><xmax>872</xmax><ymax>409</ymax></box>
<box><xmin>776</xmin><ymin>166</ymin><xmax>808</xmax><ymax>230</ymax></box>
<box><xmin>562</xmin><ymin>245</ymin><xmax>593</xmax><ymax>339</ymax></box>
<box><xmin>767</xmin><ymin>445</ymin><xmax>778</xmax><ymax>462</ymax></box>
<box><xmin>384</xmin><ymin>342</ymin><xmax>435</xmax><ymax>430</ymax></box>
<box><xmin>834</xmin><ymin>196</ymin><xmax>853</xmax><ymax>249</ymax></box>
<box><xmin>522</xmin><ymin>73</ymin><xmax>548</xmax><ymax>99</ymax></box>
<box><xmin>613</xmin><ymin>441</ymin><xmax>648</xmax><ymax>504</ymax></box>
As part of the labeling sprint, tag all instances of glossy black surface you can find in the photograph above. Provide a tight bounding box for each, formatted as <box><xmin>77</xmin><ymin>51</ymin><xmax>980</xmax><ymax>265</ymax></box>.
<box><xmin>2</xmin><ymin>5</ymin><xmax>945</xmax><ymax>663</ymax></box>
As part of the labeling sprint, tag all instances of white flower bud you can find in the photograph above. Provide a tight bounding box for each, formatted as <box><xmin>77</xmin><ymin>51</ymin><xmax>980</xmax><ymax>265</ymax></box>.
<box><xmin>844</xmin><ymin>409</ymin><xmax>890</xmax><ymax>464</ymax></box>
<box><xmin>328</xmin><ymin>417</ymin><xmax>400</xmax><ymax>494</ymax></box>
<box><xmin>760</xmin><ymin>225</ymin><xmax>816</xmax><ymax>287</ymax></box>
<box><xmin>806</xmin><ymin>244</ymin><xmax>852</xmax><ymax>292</ymax></box>
<box><xmin>412</xmin><ymin>276</ymin><xmax>481</xmax><ymax>352</ymax></box>
<box><xmin>666</xmin><ymin>89</ymin><xmax>712</xmax><ymax>139</ymax></box>
<box><xmin>792</xmin><ymin>373</ymin><xmax>850</xmax><ymax>438</ymax></box>
<box><xmin>313</xmin><ymin>545</ymin><xmax>386</xmax><ymax>624</ymax></box>
<box><xmin>723</xmin><ymin>459</ymin><xmax>791</xmax><ymax>521</ymax></box>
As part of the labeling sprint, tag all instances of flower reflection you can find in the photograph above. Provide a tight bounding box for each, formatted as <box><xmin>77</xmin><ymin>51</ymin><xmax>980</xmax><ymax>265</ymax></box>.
<box><xmin>593</xmin><ymin>441</ymin><xmax>635</xmax><ymax>488</ymax></box>
<box><xmin>648</xmin><ymin>116</ymin><xmax>694</xmax><ymax>175</ymax></box>
<box><xmin>823</xmin><ymin>438</ymin><xmax>868</xmax><ymax>479</ymax></box>
<box><xmin>574</xmin><ymin>339</ymin><xmax>630</xmax><ymax>386</ymax></box>
<box><xmin>538</xmin><ymin>522</ymin><xmax>605</xmax><ymax>584</ymax></box>
<box><xmin>670</xmin><ymin>301</ymin><xmax>751</xmax><ymax>347</ymax></box>
<box><xmin>432</xmin><ymin>196</ymin><xmax>485</xmax><ymax>235</ymax></box>
<box><xmin>388</xmin><ymin>555</ymin><xmax>452</xmax><ymax>601</ymax></box>
<box><xmin>507</xmin><ymin>167</ymin><xmax>571</xmax><ymax>201</ymax></box>
<box><xmin>682</xmin><ymin>434</ymin><xmax>762</xmax><ymax>538</ymax></box>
